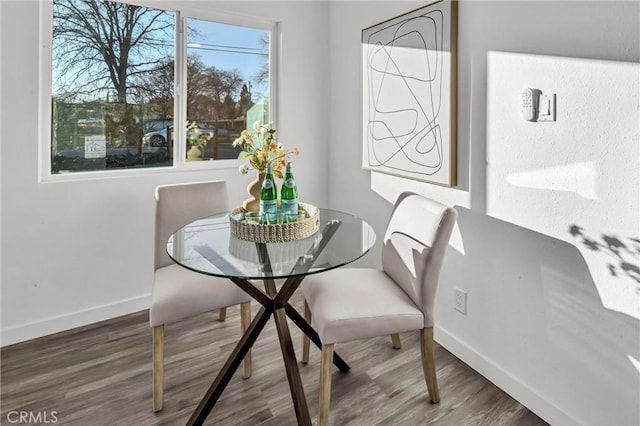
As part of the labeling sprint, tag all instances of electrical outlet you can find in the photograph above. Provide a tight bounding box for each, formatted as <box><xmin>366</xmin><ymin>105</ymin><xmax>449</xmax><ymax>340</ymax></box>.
<box><xmin>454</xmin><ymin>288</ymin><xmax>467</xmax><ymax>314</ymax></box>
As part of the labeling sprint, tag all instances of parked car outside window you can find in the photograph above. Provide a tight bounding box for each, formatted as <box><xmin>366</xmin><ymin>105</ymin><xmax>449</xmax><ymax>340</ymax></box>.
<box><xmin>142</xmin><ymin>123</ymin><xmax>230</xmax><ymax>147</ymax></box>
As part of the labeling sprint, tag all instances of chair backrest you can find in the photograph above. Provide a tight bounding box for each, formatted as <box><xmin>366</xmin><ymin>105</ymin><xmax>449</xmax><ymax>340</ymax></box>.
<box><xmin>154</xmin><ymin>180</ymin><xmax>229</xmax><ymax>270</ymax></box>
<box><xmin>381</xmin><ymin>192</ymin><xmax>457</xmax><ymax>327</ymax></box>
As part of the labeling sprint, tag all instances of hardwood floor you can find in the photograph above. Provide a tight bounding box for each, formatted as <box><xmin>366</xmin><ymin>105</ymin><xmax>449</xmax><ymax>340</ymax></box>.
<box><xmin>1</xmin><ymin>294</ymin><xmax>547</xmax><ymax>425</ymax></box>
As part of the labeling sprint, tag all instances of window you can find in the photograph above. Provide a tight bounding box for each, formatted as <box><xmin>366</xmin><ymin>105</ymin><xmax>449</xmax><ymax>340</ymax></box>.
<box><xmin>183</xmin><ymin>18</ymin><xmax>269</xmax><ymax>162</ymax></box>
<box><xmin>47</xmin><ymin>0</ymin><xmax>273</xmax><ymax>176</ymax></box>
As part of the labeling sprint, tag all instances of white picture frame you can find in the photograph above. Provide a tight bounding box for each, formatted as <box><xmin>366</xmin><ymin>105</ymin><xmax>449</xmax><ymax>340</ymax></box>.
<box><xmin>361</xmin><ymin>0</ymin><xmax>458</xmax><ymax>186</ymax></box>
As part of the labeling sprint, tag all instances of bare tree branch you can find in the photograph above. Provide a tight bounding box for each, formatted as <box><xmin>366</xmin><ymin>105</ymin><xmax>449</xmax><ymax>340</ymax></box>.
<box><xmin>53</xmin><ymin>0</ymin><xmax>173</xmax><ymax>103</ymax></box>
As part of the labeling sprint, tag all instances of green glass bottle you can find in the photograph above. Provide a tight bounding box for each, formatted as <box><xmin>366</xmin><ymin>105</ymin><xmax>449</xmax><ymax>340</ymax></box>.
<box><xmin>259</xmin><ymin>163</ymin><xmax>278</xmax><ymax>223</ymax></box>
<box><xmin>280</xmin><ymin>162</ymin><xmax>298</xmax><ymax>222</ymax></box>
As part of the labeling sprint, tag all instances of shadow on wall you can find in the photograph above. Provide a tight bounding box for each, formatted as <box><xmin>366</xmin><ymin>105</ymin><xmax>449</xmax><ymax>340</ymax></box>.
<box><xmin>441</xmin><ymin>207</ymin><xmax>640</xmax><ymax>425</ymax></box>
<box><xmin>569</xmin><ymin>225</ymin><xmax>640</xmax><ymax>288</ymax></box>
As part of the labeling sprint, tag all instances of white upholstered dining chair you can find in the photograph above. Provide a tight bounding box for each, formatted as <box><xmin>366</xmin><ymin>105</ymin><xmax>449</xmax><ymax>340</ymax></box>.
<box><xmin>150</xmin><ymin>180</ymin><xmax>252</xmax><ymax>412</ymax></box>
<box><xmin>301</xmin><ymin>193</ymin><xmax>457</xmax><ymax>425</ymax></box>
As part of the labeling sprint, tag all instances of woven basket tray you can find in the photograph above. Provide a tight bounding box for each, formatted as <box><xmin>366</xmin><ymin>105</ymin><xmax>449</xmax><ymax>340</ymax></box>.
<box><xmin>229</xmin><ymin>202</ymin><xmax>319</xmax><ymax>243</ymax></box>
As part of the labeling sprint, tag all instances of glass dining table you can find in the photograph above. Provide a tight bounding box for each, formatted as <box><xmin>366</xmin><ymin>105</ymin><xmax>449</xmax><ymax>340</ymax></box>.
<box><xmin>166</xmin><ymin>207</ymin><xmax>376</xmax><ymax>426</ymax></box>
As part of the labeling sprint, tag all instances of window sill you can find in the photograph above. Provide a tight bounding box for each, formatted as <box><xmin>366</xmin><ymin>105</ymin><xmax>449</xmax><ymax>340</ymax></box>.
<box><xmin>39</xmin><ymin>159</ymin><xmax>240</xmax><ymax>184</ymax></box>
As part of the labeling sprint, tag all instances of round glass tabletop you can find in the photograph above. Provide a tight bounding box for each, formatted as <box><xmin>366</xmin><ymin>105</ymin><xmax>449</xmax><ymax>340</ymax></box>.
<box><xmin>167</xmin><ymin>207</ymin><xmax>376</xmax><ymax>280</ymax></box>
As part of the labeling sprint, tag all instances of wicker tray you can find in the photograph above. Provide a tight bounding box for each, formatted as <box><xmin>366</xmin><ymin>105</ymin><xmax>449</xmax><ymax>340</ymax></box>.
<box><xmin>229</xmin><ymin>202</ymin><xmax>319</xmax><ymax>243</ymax></box>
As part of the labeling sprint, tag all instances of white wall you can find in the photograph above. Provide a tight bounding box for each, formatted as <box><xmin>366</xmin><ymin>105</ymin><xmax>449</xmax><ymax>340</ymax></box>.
<box><xmin>328</xmin><ymin>1</ymin><xmax>639</xmax><ymax>425</ymax></box>
<box><xmin>0</xmin><ymin>0</ymin><xmax>329</xmax><ymax>345</ymax></box>
<box><xmin>2</xmin><ymin>0</ymin><xmax>639</xmax><ymax>424</ymax></box>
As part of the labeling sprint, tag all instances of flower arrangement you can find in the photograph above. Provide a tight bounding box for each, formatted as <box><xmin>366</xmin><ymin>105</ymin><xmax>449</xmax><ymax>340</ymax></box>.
<box><xmin>186</xmin><ymin>121</ymin><xmax>212</xmax><ymax>148</ymax></box>
<box><xmin>234</xmin><ymin>121</ymin><xmax>299</xmax><ymax>179</ymax></box>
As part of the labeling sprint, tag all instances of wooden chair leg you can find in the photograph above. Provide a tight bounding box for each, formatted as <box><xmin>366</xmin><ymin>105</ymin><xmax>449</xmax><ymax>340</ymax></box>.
<box><xmin>302</xmin><ymin>298</ymin><xmax>311</xmax><ymax>364</ymax></box>
<box><xmin>240</xmin><ymin>302</ymin><xmax>252</xmax><ymax>379</ymax></box>
<box><xmin>152</xmin><ymin>325</ymin><xmax>165</xmax><ymax>412</ymax></box>
<box><xmin>218</xmin><ymin>307</ymin><xmax>227</xmax><ymax>321</ymax></box>
<box><xmin>420</xmin><ymin>327</ymin><xmax>440</xmax><ymax>403</ymax></box>
<box><xmin>319</xmin><ymin>344</ymin><xmax>334</xmax><ymax>426</ymax></box>
<box><xmin>390</xmin><ymin>333</ymin><xmax>401</xmax><ymax>349</ymax></box>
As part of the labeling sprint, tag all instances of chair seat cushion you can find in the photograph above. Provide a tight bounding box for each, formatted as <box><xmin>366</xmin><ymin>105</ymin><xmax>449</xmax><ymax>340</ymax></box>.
<box><xmin>150</xmin><ymin>264</ymin><xmax>251</xmax><ymax>327</ymax></box>
<box><xmin>301</xmin><ymin>268</ymin><xmax>424</xmax><ymax>344</ymax></box>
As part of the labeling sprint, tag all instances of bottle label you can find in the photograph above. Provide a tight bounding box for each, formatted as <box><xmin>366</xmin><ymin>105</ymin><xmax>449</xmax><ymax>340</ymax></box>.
<box><xmin>259</xmin><ymin>200</ymin><xmax>278</xmax><ymax>223</ymax></box>
<box><xmin>263</xmin><ymin>180</ymin><xmax>274</xmax><ymax>189</ymax></box>
<box><xmin>284</xmin><ymin>178</ymin><xmax>295</xmax><ymax>188</ymax></box>
<box><xmin>280</xmin><ymin>199</ymin><xmax>298</xmax><ymax>222</ymax></box>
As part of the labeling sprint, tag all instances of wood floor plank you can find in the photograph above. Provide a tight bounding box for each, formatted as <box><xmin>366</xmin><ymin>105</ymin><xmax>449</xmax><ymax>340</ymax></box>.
<box><xmin>0</xmin><ymin>293</ymin><xmax>548</xmax><ymax>426</ymax></box>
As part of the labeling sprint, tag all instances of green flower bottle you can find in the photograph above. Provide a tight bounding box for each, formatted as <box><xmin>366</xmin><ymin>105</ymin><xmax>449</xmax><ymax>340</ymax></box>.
<box><xmin>259</xmin><ymin>163</ymin><xmax>278</xmax><ymax>223</ymax></box>
<box><xmin>280</xmin><ymin>162</ymin><xmax>298</xmax><ymax>222</ymax></box>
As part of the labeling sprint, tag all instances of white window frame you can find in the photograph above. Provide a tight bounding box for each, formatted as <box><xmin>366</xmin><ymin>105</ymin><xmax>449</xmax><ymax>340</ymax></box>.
<box><xmin>39</xmin><ymin>0</ymin><xmax>278</xmax><ymax>182</ymax></box>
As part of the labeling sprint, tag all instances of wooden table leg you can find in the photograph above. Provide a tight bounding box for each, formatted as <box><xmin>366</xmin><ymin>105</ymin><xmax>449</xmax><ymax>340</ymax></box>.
<box><xmin>187</xmin><ymin>306</ymin><xmax>271</xmax><ymax>426</ymax></box>
<box><xmin>273</xmin><ymin>307</ymin><xmax>312</xmax><ymax>426</ymax></box>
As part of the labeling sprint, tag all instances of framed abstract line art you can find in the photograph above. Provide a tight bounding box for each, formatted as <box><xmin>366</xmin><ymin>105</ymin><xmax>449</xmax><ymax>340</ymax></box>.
<box><xmin>362</xmin><ymin>0</ymin><xmax>458</xmax><ymax>186</ymax></box>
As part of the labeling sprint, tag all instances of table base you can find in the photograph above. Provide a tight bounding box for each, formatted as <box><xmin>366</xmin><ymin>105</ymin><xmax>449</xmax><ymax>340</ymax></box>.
<box><xmin>187</xmin><ymin>221</ymin><xmax>349</xmax><ymax>425</ymax></box>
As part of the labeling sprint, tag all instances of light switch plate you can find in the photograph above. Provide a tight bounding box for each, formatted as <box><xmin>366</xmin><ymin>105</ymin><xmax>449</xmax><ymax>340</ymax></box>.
<box><xmin>537</xmin><ymin>93</ymin><xmax>556</xmax><ymax>122</ymax></box>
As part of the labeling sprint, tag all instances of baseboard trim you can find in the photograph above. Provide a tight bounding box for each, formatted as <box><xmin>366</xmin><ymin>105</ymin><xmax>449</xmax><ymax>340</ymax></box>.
<box><xmin>434</xmin><ymin>324</ymin><xmax>578</xmax><ymax>426</ymax></box>
<box><xmin>1</xmin><ymin>294</ymin><xmax>150</xmax><ymax>347</ymax></box>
